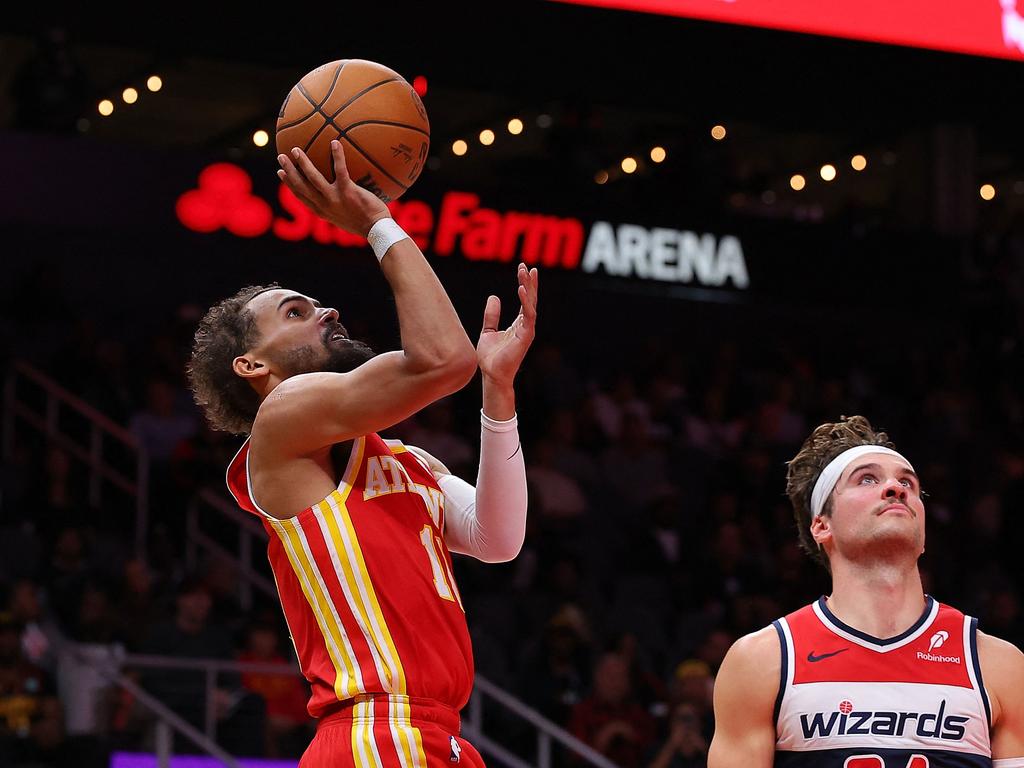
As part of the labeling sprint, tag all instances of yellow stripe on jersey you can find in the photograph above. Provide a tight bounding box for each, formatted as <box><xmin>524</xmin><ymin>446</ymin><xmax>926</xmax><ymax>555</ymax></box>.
<box><xmin>387</xmin><ymin>697</ymin><xmax>416</xmax><ymax>768</ymax></box>
<box><xmin>315</xmin><ymin>496</ymin><xmax>393</xmax><ymax>689</ymax></box>
<box><xmin>397</xmin><ymin>700</ymin><xmax>425</xmax><ymax>768</ymax></box>
<box><xmin>350</xmin><ymin>697</ymin><xmax>385</xmax><ymax>768</ymax></box>
<box><xmin>330</xmin><ymin>492</ymin><xmax>409</xmax><ymax>694</ymax></box>
<box><xmin>269</xmin><ymin>518</ymin><xmax>362</xmax><ymax>700</ymax></box>
<box><xmin>350</xmin><ymin>697</ymin><xmax>368</xmax><ymax>768</ymax></box>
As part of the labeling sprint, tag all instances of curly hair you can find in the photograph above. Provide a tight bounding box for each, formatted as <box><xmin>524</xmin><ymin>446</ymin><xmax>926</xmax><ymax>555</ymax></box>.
<box><xmin>785</xmin><ymin>415</ymin><xmax>895</xmax><ymax>572</ymax></box>
<box><xmin>188</xmin><ymin>284</ymin><xmax>279</xmax><ymax>435</ymax></box>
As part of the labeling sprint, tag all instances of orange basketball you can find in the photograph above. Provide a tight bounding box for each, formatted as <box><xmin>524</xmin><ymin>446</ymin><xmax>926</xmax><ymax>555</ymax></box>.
<box><xmin>276</xmin><ymin>59</ymin><xmax>429</xmax><ymax>202</ymax></box>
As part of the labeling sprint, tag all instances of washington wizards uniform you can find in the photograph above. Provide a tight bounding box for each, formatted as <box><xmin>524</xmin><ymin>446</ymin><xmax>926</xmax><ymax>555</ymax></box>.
<box><xmin>228</xmin><ymin>433</ymin><xmax>485</xmax><ymax>768</ymax></box>
<box><xmin>773</xmin><ymin>596</ymin><xmax>991</xmax><ymax>767</ymax></box>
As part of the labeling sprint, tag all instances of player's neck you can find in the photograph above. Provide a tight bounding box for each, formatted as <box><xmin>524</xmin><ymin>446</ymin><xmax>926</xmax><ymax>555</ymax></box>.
<box><xmin>827</xmin><ymin>562</ymin><xmax>926</xmax><ymax>640</ymax></box>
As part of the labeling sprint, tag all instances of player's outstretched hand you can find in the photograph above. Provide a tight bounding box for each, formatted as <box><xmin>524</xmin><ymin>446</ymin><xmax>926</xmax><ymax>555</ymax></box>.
<box><xmin>477</xmin><ymin>263</ymin><xmax>538</xmax><ymax>386</ymax></box>
<box><xmin>277</xmin><ymin>140</ymin><xmax>389</xmax><ymax>237</ymax></box>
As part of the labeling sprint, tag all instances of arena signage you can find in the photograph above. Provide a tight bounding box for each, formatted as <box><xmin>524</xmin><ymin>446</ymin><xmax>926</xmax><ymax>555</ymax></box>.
<box><xmin>553</xmin><ymin>0</ymin><xmax>1024</xmax><ymax>62</ymax></box>
<box><xmin>175</xmin><ymin>163</ymin><xmax>750</xmax><ymax>290</ymax></box>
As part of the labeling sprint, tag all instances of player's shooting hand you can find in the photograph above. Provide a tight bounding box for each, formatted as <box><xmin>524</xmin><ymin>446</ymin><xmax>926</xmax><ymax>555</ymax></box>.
<box><xmin>476</xmin><ymin>263</ymin><xmax>538</xmax><ymax>386</ymax></box>
<box><xmin>276</xmin><ymin>140</ymin><xmax>389</xmax><ymax>237</ymax></box>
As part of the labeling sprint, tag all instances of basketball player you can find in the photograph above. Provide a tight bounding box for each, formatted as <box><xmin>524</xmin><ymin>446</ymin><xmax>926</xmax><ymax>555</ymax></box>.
<box><xmin>708</xmin><ymin>416</ymin><xmax>1024</xmax><ymax>767</ymax></box>
<box><xmin>188</xmin><ymin>142</ymin><xmax>535</xmax><ymax>767</ymax></box>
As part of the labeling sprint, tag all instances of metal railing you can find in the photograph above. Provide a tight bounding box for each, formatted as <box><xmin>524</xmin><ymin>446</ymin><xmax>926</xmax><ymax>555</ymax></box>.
<box><xmin>3</xmin><ymin>360</ymin><xmax>150</xmax><ymax>556</ymax></box>
<box><xmin>467</xmin><ymin>676</ymin><xmax>620</xmax><ymax>768</ymax></box>
<box><xmin>65</xmin><ymin>644</ymin><xmax>241</xmax><ymax>768</ymax></box>
<box><xmin>122</xmin><ymin>654</ymin><xmax>620</xmax><ymax>768</ymax></box>
<box><xmin>186</xmin><ymin>489</ymin><xmax>276</xmax><ymax>611</ymax></box>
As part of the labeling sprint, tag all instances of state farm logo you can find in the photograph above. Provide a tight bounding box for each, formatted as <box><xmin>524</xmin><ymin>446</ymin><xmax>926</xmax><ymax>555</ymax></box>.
<box><xmin>917</xmin><ymin>631</ymin><xmax>959</xmax><ymax>663</ymax></box>
<box><xmin>175</xmin><ymin>164</ymin><xmax>750</xmax><ymax>289</ymax></box>
<box><xmin>175</xmin><ymin>164</ymin><xmax>273</xmax><ymax>237</ymax></box>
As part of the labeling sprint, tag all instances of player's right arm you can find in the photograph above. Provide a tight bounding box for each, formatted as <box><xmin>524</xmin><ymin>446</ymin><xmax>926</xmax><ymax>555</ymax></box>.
<box><xmin>707</xmin><ymin>625</ymin><xmax>780</xmax><ymax>768</ymax></box>
<box><xmin>260</xmin><ymin>142</ymin><xmax>477</xmax><ymax>455</ymax></box>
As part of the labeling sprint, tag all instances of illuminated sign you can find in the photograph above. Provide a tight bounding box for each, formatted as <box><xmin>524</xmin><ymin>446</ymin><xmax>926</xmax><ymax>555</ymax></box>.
<box><xmin>176</xmin><ymin>164</ymin><xmax>750</xmax><ymax>289</ymax></box>
<box><xmin>552</xmin><ymin>0</ymin><xmax>1024</xmax><ymax>61</ymax></box>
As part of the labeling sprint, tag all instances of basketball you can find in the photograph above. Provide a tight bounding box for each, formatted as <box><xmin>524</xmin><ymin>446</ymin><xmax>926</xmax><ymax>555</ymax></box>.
<box><xmin>276</xmin><ymin>59</ymin><xmax>430</xmax><ymax>202</ymax></box>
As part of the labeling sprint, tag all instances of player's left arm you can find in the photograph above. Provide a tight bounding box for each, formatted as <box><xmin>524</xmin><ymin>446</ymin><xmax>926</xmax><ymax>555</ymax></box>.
<box><xmin>978</xmin><ymin>630</ymin><xmax>1024</xmax><ymax>762</ymax></box>
<box><xmin>407</xmin><ymin>264</ymin><xmax>537</xmax><ymax>563</ymax></box>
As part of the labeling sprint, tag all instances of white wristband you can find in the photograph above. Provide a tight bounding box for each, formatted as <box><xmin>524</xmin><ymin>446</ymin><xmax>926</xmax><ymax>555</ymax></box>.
<box><xmin>481</xmin><ymin>409</ymin><xmax>518</xmax><ymax>433</ymax></box>
<box><xmin>366</xmin><ymin>218</ymin><xmax>409</xmax><ymax>262</ymax></box>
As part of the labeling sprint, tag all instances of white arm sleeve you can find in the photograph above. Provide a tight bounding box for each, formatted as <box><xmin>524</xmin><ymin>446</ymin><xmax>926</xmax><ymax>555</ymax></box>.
<box><xmin>993</xmin><ymin>760</ymin><xmax>1024</xmax><ymax>767</ymax></box>
<box><xmin>438</xmin><ymin>410</ymin><xmax>527</xmax><ymax>563</ymax></box>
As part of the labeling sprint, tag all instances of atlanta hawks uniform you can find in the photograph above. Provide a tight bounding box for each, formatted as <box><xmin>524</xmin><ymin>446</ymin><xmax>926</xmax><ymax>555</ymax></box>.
<box><xmin>773</xmin><ymin>596</ymin><xmax>991</xmax><ymax>767</ymax></box>
<box><xmin>227</xmin><ymin>432</ymin><xmax>485</xmax><ymax>768</ymax></box>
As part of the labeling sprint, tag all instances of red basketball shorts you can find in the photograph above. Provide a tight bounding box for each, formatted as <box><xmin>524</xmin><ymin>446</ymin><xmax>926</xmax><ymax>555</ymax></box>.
<box><xmin>299</xmin><ymin>694</ymin><xmax>486</xmax><ymax>768</ymax></box>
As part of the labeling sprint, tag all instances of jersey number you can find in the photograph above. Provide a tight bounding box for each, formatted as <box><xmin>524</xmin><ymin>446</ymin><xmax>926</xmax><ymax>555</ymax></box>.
<box><xmin>845</xmin><ymin>756</ymin><xmax>928</xmax><ymax>768</ymax></box>
<box><xmin>420</xmin><ymin>526</ymin><xmax>464</xmax><ymax>610</ymax></box>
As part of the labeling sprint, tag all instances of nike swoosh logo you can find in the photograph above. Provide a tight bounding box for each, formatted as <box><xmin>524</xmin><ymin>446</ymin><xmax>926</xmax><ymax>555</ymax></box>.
<box><xmin>807</xmin><ymin>648</ymin><xmax>849</xmax><ymax>662</ymax></box>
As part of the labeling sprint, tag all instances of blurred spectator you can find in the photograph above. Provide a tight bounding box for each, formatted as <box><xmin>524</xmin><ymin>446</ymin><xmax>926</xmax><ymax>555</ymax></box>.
<box><xmin>44</xmin><ymin>527</ymin><xmax>93</xmax><ymax>632</ymax></box>
<box><xmin>0</xmin><ymin>611</ymin><xmax>65</xmax><ymax>767</ymax></box>
<box><xmin>611</xmin><ymin>631</ymin><xmax>670</xmax><ymax>718</ymax></box>
<box><xmin>113</xmin><ymin>559</ymin><xmax>165</xmax><ymax>652</ymax></box>
<box><xmin>527</xmin><ymin>438</ymin><xmax>589</xmax><ymax>520</ymax></box>
<box><xmin>600</xmin><ymin>411</ymin><xmax>669</xmax><ymax>515</ymax></box>
<box><xmin>519</xmin><ymin>606</ymin><xmax>592</xmax><ymax>727</ymax></box>
<box><xmin>669</xmin><ymin>660</ymin><xmax>714</xmax><ymax>741</ymax></box>
<box><xmin>569</xmin><ymin>652</ymin><xmax>656</xmax><ymax>768</ymax></box>
<box><xmin>139</xmin><ymin>576</ymin><xmax>265</xmax><ymax>755</ymax></box>
<box><xmin>646</xmin><ymin>703</ymin><xmax>708</xmax><ymax>768</ymax></box>
<box><xmin>683</xmin><ymin>386</ymin><xmax>745</xmax><ymax>459</ymax></box>
<box><xmin>6</xmin><ymin>579</ymin><xmax>59</xmax><ymax>672</ymax></box>
<box><xmin>129</xmin><ymin>379</ymin><xmax>198</xmax><ymax>462</ymax></box>
<box><xmin>237</xmin><ymin>622</ymin><xmax>312</xmax><ymax>757</ymax></box>
<box><xmin>56</xmin><ymin>582</ymin><xmax>124</xmax><ymax>768</ymax></box>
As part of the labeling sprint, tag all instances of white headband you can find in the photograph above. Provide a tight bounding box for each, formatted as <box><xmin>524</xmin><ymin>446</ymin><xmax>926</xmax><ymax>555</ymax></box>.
<box><xmin>809</xmin><ymin>445</ymin><xmax>914</xmax><ymax>518</ymax></box>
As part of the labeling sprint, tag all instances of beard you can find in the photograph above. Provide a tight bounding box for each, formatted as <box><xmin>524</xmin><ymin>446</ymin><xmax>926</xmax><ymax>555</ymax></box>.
<box><xmin>273</xmin><ymin>323</ymin><xmax>377</xmax><ymax>377</ymax></box>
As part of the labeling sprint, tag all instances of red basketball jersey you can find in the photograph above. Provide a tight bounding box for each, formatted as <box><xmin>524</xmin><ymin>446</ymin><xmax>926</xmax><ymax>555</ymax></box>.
<box><xmin>227</xmin><ymin>433</ymin><xmax>475</xmax><ymax>721</ymax></box>
<box><xmin>773</xmin><ymin>596</ymin><xmax>991</xmax><ymax>767</ymax></box>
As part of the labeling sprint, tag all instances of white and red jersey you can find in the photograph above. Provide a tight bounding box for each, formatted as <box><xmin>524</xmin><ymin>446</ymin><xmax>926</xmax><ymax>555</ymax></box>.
<box><xmin>774</xmin><ymin>596</ymin><xmax>992</xmax><ymax>768</ymax></box>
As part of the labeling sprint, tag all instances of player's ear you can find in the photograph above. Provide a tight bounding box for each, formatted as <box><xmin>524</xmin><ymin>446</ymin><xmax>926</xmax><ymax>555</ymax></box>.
<box><xmin>810</xmin><ymin>514</ymin><xmax>831</xmax><ymax>548</ymax></box>
<box><xmin>233</xmin><ymin>354</ymin><xmax>269</xmax><ymax>382</ymax></box>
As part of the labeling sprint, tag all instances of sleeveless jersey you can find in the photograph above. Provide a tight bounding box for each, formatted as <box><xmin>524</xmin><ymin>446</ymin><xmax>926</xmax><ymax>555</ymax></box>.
<box><xmin>773</xmin><ymin>596</ymin><xmax>991</xmax><ymax>767</ymax></box>
<box><xmin>226</xmin><ymin>433</ymin><xmax>475</xmax><ymax>720</ymax></box>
